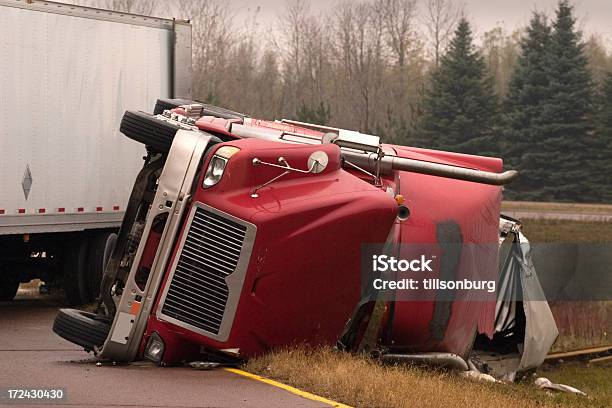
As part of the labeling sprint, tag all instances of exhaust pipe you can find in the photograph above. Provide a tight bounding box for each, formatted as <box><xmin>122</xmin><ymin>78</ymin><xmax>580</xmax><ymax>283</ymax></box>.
<box><xmin>342</xmin><ymin>151</ymin><xmax>518</xmax><ymax>186</ymax></box>
<box><xmin>389</xmin><ymin>156</ymin><xmax>518</xmax><ymax>186</ymax></box>
<box><xmin>381</xmin><ymin>352</ymin><xmax>469</xmax><ymax>371</ymax></box>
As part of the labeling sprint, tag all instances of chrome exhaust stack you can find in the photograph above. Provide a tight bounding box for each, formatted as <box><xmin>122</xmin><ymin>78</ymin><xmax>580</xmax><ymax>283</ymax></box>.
<box><xmin>341</xmin><ymin>150</ymin><xmax>518</xmax><ymax>186</ymax></box>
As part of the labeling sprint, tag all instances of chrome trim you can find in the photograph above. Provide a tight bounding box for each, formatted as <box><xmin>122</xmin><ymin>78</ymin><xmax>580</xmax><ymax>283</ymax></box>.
<box><xmin>0</xmin><ymin>212</ymin><xmax>123</xmax><ymax>235</ymax></box>
<box><xmin>156</xmin><ymin>203</ymin><xmax>256</xmax><ymax>342</ymax></box>
<box><xmin>100</xmin><ymin>130</ymin><xmax>212</xmax><ymax>362</ymax></box>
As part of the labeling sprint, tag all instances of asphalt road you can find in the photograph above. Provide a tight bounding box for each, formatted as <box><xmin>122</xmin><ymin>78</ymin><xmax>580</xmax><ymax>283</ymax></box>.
<box><xmin>0</xmin><ymin>288</ymin><xmax>327</xmax><ymax>408</ymax></box>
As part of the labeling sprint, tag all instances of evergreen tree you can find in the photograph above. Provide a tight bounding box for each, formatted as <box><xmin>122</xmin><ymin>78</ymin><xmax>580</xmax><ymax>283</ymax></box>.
<box><xmin>419</xmin><ymin>18</ymin><xmax>498</xmax><ymax>156</ymax></box>
<box><xmin>504</xmin><ymin>1</ymin><xmax>597</xmax><ymax>202</ymax></box>
<box><xmin>597</xmin><ymin>73</ymin><xmax>612</xmax><ymax>135</ymax></box>
<box><xmin>594</xmin><ymin>73</ymin><xmax>612</xmax><ymax>202</ymax></box>
<box><xmin>539</xmin><ymin>0</ymin><xmax>596</xmax><ymax>201</ymax></box>
<box><xmin>501</xmin><ymin>12</ymin><xmax>552</xmax><ymax>200</ymax></box>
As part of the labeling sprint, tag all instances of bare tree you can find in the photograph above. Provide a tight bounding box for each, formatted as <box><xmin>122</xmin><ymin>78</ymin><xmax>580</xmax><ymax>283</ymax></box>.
<box><xmin>378</xmin><ymin>0</ymin><xmax>418</xmax><ymax>68</ymax></box>
<box><xmin>330</xmin><ymin>1</ymin><xmax>386</xmax><ymax>133</ymax></box>
<box><xmin>96</xmin><ymin>0</ymin><xmax>158</xmax><ymax>15</ymax></box>
<box><xmin>176</xmin><ymin>0</ymin><xmax>235</xmax><ymax>103</ymax></box>
<box><xmin>255</xmin><ymin>49</ymin><xmax>283</xmax><ymax>118</ymax></box>
<box><xmin>423</xmin><ymin>0</ymin><xmax>461</xmax><ymax>67</ymax></box>
<box><xmin>585</xmin><ymin>33</ymin><xmax>612</xmax><ymax>89</ymax></box>
<box><xmin>277</xmin><ymin>0</ymin><xmax>312</xmax><ymax>116</ymax></box>
<box><xmin>482</xmin><ymin>26</ymin><xmax>520</xmax><ymax>97</ymax></box>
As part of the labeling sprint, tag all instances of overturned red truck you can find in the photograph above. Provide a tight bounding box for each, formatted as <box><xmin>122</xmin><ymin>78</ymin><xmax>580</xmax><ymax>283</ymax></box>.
<box><xmin>54</xmin><ymin>99</ymin><xmax>558</xmax><ymax>380</ymax></box>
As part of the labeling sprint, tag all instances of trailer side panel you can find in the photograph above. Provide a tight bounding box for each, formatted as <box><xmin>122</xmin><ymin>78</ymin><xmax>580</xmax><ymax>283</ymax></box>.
<box><xmin>0</xmin><ymin>3</ymin><xmax>173</xmax><ymax>234</ymax></box>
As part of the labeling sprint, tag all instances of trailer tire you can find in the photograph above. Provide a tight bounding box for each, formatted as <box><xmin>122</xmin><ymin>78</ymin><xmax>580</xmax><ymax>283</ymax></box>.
<box><xmin>63</xmin><ymin>238</ymin><xmax>89</xmax><ymax>306</ymax></box>
<box><xmin>0</xmin><ymin>270</ymin><xmax>19</xmax><ymax>301</ymax></box>
<box><xmin>53</xmin><ymin>308</ymin><xmax>111</xmax><ymax>351</ymax></box>
<box><xmin>120</xmin><ymin>110</ymin><xmax>181</xmax><ymax>153</ymax></box>
<box><xmin>86</xmin><ymin>232</ymin><xmax>117</xmax><ymax>303</ymax></box>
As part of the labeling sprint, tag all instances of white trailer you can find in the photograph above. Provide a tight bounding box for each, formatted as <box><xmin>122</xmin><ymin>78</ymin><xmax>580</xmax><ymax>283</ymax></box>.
<box><xmin>0</xmin><ymin>0</ymin><xmax>192</xmax><ymax>303</ymax></box>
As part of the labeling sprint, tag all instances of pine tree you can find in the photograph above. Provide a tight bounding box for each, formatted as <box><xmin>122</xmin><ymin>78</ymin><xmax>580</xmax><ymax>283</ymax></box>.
<box><xmin>419</xmin><ymin>18</ymin><xmax>498</xmax><ymax>156</ymax></box>
<box><xmin>504</xmin><ymin>1</ymin><xmax>598</xmax><ymax>202</ymax></box>
<box><xmin>597</xmin><ymin>73</ymin><xmax>612</xmax><ymax>135</ymax></box>
<box><xmin>594</xmin><ymin>73</ymin><xmax>612</xmax><ymax>202</ymax></box>
<box><xmin>538</xmin><ymin>0</ymin><xmax>596</xmax><ymax>201</ymax></box>
<box><xmin>501</xmin><ymin>12</ymin><xmax>552</xmax><ymax>200</ymax></box>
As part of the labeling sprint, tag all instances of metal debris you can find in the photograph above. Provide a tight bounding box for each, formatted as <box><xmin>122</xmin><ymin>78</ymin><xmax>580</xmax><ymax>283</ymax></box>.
<box><xmin>535</xmin><ymin>377</ymin><xmax>587</xmax><ymax>396</ymax></box>
<box><xmin>189</xmin><ymin>361</ymin><xmax>220</xmax><ymax>370</ymax></box>
<box><xmin>460</xmin><ymin>370</ymin><xmax>501</xmax><ymax>383</ymax></box>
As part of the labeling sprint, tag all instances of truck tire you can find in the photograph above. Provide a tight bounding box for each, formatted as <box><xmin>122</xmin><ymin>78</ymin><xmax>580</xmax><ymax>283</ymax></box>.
<box><xmin>86</xmin><ymin>232</ymin><xmax>117</xmax><ymax>303</ymax></box>
<box><xmin>120</xmin><ymin>110</ymin><xmax>181</xmax><ymax>153</ymax></box>
<box><xmin>53</xmin><ymin>308</ymin><xmax>111</xmax><ymax>351</ymax></box>
<box><xmin>63</xmin><ymin>238</ymin><xmax>89</xmax><ymax>306</ymax></box>
<box><xmin>0</xmin><ymin>270</ymin><xmax>19</xmax><ymax>301</ymax></box>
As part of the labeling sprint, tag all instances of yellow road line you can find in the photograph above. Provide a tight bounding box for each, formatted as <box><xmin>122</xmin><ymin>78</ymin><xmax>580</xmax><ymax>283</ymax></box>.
<box><xmin>224</xmin><ymin>367</ymin><xmax>352</xmax><ymax>408</ymax></box>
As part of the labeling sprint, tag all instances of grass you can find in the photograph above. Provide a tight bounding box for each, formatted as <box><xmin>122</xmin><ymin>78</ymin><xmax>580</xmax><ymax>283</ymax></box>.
<box><xmin>520</xmin><ymin>218</ymin><xmax>612</xmax><ymax>243</ymax></box>
<box><xmin>537</xmin><ymin>362</ymin><xmax>612</xmax><ymax>407</ymax></box>
<box><xmin>516</xmin><ymin>218</ymin><xmax>612</xmax><ymax>352</ymax></box>
<box><xmin>502</xmin><ymin>201</ymin><xmax>612</xmax><ymax>215</ymax></box>
<box><xmin>548</xmin><ymin>302</ymin><xmax>611</xmax><ymax>352</ymax></box>
<box><xmin>245</xmin><ymin>346</ymin><xmax>611</xmax><ymax>408</ymax></box>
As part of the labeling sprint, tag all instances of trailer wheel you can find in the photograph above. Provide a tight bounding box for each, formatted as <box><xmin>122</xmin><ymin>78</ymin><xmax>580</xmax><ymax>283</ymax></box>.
<box><xmin>53</xmin><ymin>308</ymin><xmax>111</xmax><ymax>351</ymax></box>
<box><xmin>0</xmin><ymin>270</ymin><xmax>19</xmax><ymax>301</ymax></box>
<box><xmin>120</xmin><ymin>110</ymin><xmax>182</xmax><ymax>153</ymax></box>
<box><xmin>86</xmin><ymin>232</ymin><xmax>117</xmax><ymax>303</ymax></box>
<box><xmin>63</xmin><ymin>238</ymin><xmax>89</xmax><ymax>306</ymax></box>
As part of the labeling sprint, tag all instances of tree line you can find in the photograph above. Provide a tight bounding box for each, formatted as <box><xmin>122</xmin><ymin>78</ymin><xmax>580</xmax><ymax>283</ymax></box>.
<box><xmin>95</xmin><ymin>0</ymin><xmax>612</xmax><ymax>203</ymax></box>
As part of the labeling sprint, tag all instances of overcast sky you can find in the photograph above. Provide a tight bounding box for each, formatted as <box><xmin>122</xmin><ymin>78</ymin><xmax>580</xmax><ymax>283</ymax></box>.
<box><xmin>231</xmin><ymin>0</ymin><xmax>612</xmax><ymax>43</ymax></box>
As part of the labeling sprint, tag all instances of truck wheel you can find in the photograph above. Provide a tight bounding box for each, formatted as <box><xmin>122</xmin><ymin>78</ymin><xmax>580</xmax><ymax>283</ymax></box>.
<box><xmin>86</xmin><ymin>232</ymin><xmax>117</xmax><ymax>303</ymax></box>
<box><xmin>120</xmin><ymin>110</ymin><xmax>181</xmax><ymax>153</ymax></box>
<box><xmin>53</xmin><ymin>308</ymin><xmax>111</xmax><ymax>351</ymax></box>
<box><xmin>63</xmin><ymin>238</ymin><xmax>89</xmax><ymax>306</ymax></box>
<box><xmin>0</xmin><ymin>270</ymin><xmax>19</xmax><ymax>301</ymax></box>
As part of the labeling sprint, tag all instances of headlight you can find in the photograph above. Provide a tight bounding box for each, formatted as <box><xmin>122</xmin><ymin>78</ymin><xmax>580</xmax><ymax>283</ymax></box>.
<box><xmin>203</xmin><ymin>146</ymin><xmax>240</xmax><ymax>188</ymax></box>
<box><xmin>144</xmin><ymin>332</ymin><xmax>165</xmax><ymax>365</ymax></box>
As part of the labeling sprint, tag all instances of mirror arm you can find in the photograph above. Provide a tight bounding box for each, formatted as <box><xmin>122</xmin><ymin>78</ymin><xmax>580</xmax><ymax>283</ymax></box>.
<box><xmin>252</xmin><ymin>157</ymin><xmax>319</xmax><ymax>174</ymax></box>
<box><xmin>251</xmin><ymin>170</ymin><xmax>291</xmax><ymax>198</ymax></box>
<box><xmin>250</xmin><ymin>157</ymin><xmax>322</xmax><ymax>198</ymax></box>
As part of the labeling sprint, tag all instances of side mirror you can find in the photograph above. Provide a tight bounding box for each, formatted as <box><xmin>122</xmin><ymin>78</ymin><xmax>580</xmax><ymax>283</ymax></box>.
<box><xmin>307</xmin><ymin>151</ymin><xmax>329</xmax><ymax>174</ymax></box>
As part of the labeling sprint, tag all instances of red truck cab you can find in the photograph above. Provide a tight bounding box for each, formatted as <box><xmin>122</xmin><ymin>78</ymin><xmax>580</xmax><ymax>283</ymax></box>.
<box><xmin>54</xmin><ymin>100</ymin><xmax>555</xmax><ymax>380</ymax></box>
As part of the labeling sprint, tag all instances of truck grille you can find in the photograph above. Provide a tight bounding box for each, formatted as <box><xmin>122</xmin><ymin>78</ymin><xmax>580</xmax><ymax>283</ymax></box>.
<box><xmin>160</xmin><ymin>207</ymin><xmax>247</xmax><ymax>335</ymax></box>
